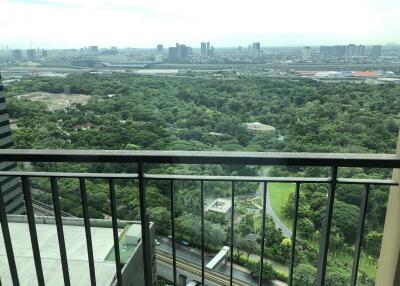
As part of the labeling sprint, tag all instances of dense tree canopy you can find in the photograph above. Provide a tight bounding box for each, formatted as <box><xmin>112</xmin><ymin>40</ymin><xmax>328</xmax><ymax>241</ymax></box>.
<box><xmin>5</xmin><ymin>73</ymin><xmax>398</xmax><ymax>285</ymax></box>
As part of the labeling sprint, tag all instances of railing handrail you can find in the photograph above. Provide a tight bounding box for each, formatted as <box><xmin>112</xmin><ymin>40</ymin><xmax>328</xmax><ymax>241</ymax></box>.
<box><xmin>0</xmin><ymin>170</ymin><xmax>397</xmax><ymax>186</ymax></box>
<box><xmin>1</xmin><ymin>149</ymin><xmax>400</xmax><ymax>286</ymax></box>
<box><xmin>0</xmin><ymin>149</ymin><xmax>399</xmax><ymax>167</ymax></box>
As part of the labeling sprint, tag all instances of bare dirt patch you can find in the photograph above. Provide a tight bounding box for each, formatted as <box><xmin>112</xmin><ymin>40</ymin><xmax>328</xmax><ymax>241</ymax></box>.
<box><xmin>17</xmin><ymin>92</ymin><xmax>90</xmax><ymax>111</ymax></box>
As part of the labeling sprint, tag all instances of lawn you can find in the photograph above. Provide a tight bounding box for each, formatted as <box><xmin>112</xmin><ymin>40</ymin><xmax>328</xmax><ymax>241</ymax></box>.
<box><xmin>268</xmin><ymin>182</ymin><xmax>295</xmax><ymax>230</ymax></box>
<box><xmin>337</xmin><ymin>251</ymin><xmax>378</xmax><ymax>278</ymax></box>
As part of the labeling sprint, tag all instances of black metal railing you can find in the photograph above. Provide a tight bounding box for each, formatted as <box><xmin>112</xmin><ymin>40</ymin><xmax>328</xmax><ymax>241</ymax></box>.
<box><xmin>0</xmin><ymin>149</ymin><xmax>399</xmax><ymax>286</ymax></box>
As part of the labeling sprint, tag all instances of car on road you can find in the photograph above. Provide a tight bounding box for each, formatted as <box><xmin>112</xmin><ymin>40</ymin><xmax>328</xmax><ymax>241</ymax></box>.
<box><xmin>155</xmin><ymin>239</ymin><xmax>160</xmax><ymax>245</ymax></box>
<box><xmin>180</xmin><ymin>240</ymin><xmax>189</xmax><ymax>246</ymax></box>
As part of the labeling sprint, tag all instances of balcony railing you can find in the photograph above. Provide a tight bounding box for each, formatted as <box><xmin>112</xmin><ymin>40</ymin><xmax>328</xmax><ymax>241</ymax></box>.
<box><xmin>0</xmin><ymin>149</ymin><xmax>399</xmax><ymax>286</ymax></box>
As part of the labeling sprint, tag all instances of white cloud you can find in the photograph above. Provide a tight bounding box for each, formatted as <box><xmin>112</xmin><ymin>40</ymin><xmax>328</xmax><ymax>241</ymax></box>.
<box><xmin>0</xmin><ymin>0</ymin><xmax>398</xmax><ymax>48</ymax></box>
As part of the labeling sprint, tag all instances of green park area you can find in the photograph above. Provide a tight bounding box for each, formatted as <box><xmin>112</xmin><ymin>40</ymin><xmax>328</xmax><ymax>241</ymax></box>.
<box><xmin>268</xmin><ymin>182</ymin><xmax>295</xmax><ymax>230</ymax></box>
<box><xmin>253</xmin><ymin>182</ymin><xmax>295</xmax><ymax>231</ymax></box>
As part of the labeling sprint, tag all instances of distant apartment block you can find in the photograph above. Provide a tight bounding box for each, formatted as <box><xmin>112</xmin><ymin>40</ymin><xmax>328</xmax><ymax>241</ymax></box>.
<box><xmin>0</xmin><ymin>215</ymin><xmax>156</xmax><ymax>286</ymax></box>
<box><xmin>11</xmin><ymin>49</ymin><xmax>22</xmax><ymax>62</ymax></box>
<box><xmin>200</xmin><ymin>41</ymin><xmax>213</xmax><ymax>57</ymax></box>
<box><xmin>102</xmin><ymin>47</ymin><xmax>118</xmax><ymax>56</ymax></box>
<box><xmin>320</xmin><ymin>44</ymin><xmax>365</xmax><ymax>60</ymax></box>
<box><xmin>27</xmin><ymin>49</ymin><xmax>36</xmax><ymax>61</ymax></box>
<box><xmin>303</xmin><ymin>46</ymin><xmax>312</xmax><ymax>61</ymax></box>
<box><xmin>156</xmin><ymin>44</ymin><xmax>163</xmax><ymax>53</ymax></box>
<box><xmin>201</xmin><ymin>42</ymin><xmax>207</xmax><ymax>56</ymax></box>
<box><xmin>252</xmin><ymin>42</ymin><xmax>261</xmax><ymax>58</ymax></box>
<box><xmin>88</xmin><ymin>46</ymin><xmax>99</xmax><ymax>55</ymax></box>
<box><xmin>371</xmin><ymin>45</ymin><xmax>382</xmax><ymax>59</ymax></box>
<box><xmin>0</xmin><ymin>73</ymin><xmax>24</xmax><ymax>214</ymax></box>
<box><xmin>168</xmin><ymin>43</ymin><xmax>191</xmax><ymax>62</ymax></box>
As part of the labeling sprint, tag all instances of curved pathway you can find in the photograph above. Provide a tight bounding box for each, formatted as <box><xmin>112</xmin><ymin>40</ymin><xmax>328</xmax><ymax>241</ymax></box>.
<box><xmin>258</xmin><ymin>167</ymin><xmax>292</xmax><ymax>238</ymax></box>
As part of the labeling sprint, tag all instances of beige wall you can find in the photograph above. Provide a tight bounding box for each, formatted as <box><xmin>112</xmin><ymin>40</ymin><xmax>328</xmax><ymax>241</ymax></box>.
<box><xmin>376</xmin><ymin>133</ymin><xmax>400</xmax><ymax>286</ymax></box>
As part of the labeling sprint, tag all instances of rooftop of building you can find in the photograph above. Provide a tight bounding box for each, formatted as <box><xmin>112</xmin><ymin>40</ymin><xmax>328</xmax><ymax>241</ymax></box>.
<box><xmin>0</xmin><ymin>215</ymin><xmax>142</xmax><ymax>286</ymax></box>
<box><xmin>205</xmin><ymin>198</ymin><xmax>232</xmax><ymax>214</ymax></box>
<box><xmin>245</xmin><ymin>122</ymin><xmax>275</xmax><ymax>132</ymax></box>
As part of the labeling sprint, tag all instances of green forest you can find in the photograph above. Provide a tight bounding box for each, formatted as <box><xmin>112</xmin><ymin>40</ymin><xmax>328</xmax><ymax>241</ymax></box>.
<box><xmin>4</xmin><ymin>73</ymin><xmax>400</xmax><ymax>285</ymax></box>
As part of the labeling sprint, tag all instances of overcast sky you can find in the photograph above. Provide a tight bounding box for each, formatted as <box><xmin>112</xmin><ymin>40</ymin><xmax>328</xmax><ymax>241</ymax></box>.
<box><xmin>0</xmin><ymin>0</ymin><xmax>399</xmax><ymax>49</ymax></box>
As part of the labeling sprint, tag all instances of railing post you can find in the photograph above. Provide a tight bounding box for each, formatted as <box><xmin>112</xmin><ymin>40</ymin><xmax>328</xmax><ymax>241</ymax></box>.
<box><xmin>0</xmin><ymin>185</ymin><xmax>19</xmax><ymax>286</ymax></box>
<box><xmin>108</xmin><ymin>178</ymin><xmax>122</xmax><ymax>286</ymax></box>
<box><xmin>350</xmin><ymin>183</ymin><xmax>370</xmax><ymax>286</ymax></box>
<box><xmin>138</xmin><ymin>163</ymin><xmax>153</xmax><ymax>286</ymax></box>
<box><xmin>170</xmin><ymin>179</ymin><xmax>177</xmax><ymax>286</ymax></box>
<box><xmin>288</xmin><ymin>182</ymin><xmax>300</xmax><ymax>286</ymax></box>
<box><xmin>316</xmin><ymin>166</ymin><xmax>338</xmax><ymax>285</ymax></box>
<box><xmin>258</xmin><ymin>182</ymin><xmax>268</xmax><ymax>286</ymax></box>
<box><xmin>230</xmin><ymin>181</ymin><xmax>235</xmax><ymax>286</ymax></box>
<box><xmin>200</xmin><ymin>180</ymin><xmax>205</xmax><ymax>286</ymax></box>
<box><xmin>21</xmin><ymin>176</ymin><xmax>45</xmax><ymax>286</ymax></box>
<box><xmin>79</xmin><ymin>178</ymin><xmax>96</xmax><ymax>286</ymax></box>
<box><xmin>50</xmin><ymin>177</ymin><xmax>70</xmax><ymax>286</ymax></box>
<box><xmin>376</xmin><ymin>132</ymin><xmax>400</xmax><ymax>285</ymax></box>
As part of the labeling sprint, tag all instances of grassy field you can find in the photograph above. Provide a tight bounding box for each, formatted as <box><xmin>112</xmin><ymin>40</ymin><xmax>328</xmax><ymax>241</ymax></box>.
<box><xmin>255</xmin><ymin>182</ymin><xmax>378</xmax><ymax>279</ymax></box>
<box><xmin>268</xmin><ymin>182</ymin><xmax>295</xmax><ymax>230</ymax></box>
<box><xmin>337</xmin><ymin>252</ymin><xmax>377</xmax><ymax>278</ymax></box>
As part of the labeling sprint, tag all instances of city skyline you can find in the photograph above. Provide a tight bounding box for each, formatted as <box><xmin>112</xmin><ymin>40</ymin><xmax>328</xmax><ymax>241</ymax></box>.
<box><xmin>0</xmin><ymin>0</ymin><xmax>399</xmax><ymax>49</ymax></box>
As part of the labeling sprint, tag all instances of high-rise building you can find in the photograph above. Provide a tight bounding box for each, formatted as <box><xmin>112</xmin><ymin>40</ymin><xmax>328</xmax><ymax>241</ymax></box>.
<box><xmin>109</xmin><ymin>46</ymin><xmax>118</xmax><ymax>55</ymax></box>
<box><xmin>302</xmin><ymin>46</ymin><xmax>312</xmax><ymax>61</ymax></box>
<box><xmin>320</xmin><ymin>44</ymin><xmax>365</xmax><ymax>60</ymax></box>
<box><xmin>27</xmin><ymin>49</ymin><xmax>36</xmax><ymax>61</ymax></box>
<box><xmin>209</xmin><ymin>46</ymin><xmax>214</xmax><ymax>57</ymax></box>
<box><xmin>371</xmin><ymin>45</ymin><xmax>382</xmax><ymax>59</ymax></box>
<box><xmin>357</xmin><ymin>45</ymin><xmax>365</xmax><ymax>57</ymax></box>
<box><xmin>168</xmin><ymin>47</ymin><xmax>177</xmax><ymax>62</ymax></box>
<box><xmin>177</xmin><ymin>43</ymin><xmax>189</xmax><ymax>58</ymax></box>
<box><xmin>345</xmin><ymin>44</ymin><xmax>365</xmax><ymax>59</ymax></box>
<box><xmin>12</xmin><ymin>49</ymin><xmax>22</xmax><ymax>61</ymax></box>
<box><xmin>345</xmin><ymin>44</ymin><xmax>357</xmax><ymax>58</ymax></box>
<box><xmin>88</xmin><ymin>46</ymin><xmax>98</xmax><ymax>55</ymax></box>
<box><xmin>0</xmin><ymin>73</ymin><xmax>24</xmax><ymax>214</ymax></box>
<box><xmin>252</xmin><ymin>42</ymin><xmax>261</xmax><ymax>58</ymax></box>
<box><xmin>207</xmin><ymin>42</ymin><xmax>211</xmax><ymax>55</ymax></box>
<box><xmin>168</xmin><ymin>43</ymin><xmax>190</xmax><ymax>62</ymax></box>
<box><xmin>41</xmin><ymin>49</ymin><xmax>48</xmax><ymax>57</ymax></box>
<box><xmin>157</xmin><ymin>44</ymin><xmax>163</xmax><ymax>53</ymax></box>
<box><xmin>201</xmin><ymin>42</ymin><xmax>207</xmax><ymax>56</ymax></box>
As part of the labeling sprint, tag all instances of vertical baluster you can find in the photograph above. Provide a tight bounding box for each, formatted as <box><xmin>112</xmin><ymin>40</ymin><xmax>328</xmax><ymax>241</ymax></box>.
<box><xmin>79</xmin><ymin>178</ymin><xmax>96</xmax><ymax>286</ymax></box>
<box><xmin>170</xmin><ymin>179</ymin><xmax>177</xmax><ymax>286</ymax></box>
<box><xmin>138</xmin><ymin>163</ymin><xmax>152</xmax><ymax>286</ymax></box>
<box><xmin>230</xmin><ymin>181</ymin><xmax>235</xmax><ymax>286</ymax></box>
<box><xmin>350</xmin><ymin>184</ymin><xmax>370</xmax><ymax>286</ymax></box>
<box><xmin>21</xmin><ymin>176</ymin><xmax>45</xmax><ymax>286</ymax></box>
<box><xmin>0</xmin><ymin>184</ymin><xmax>19</xmax><ymax>285</ymax></box>
<box><xmin>201</xmin><ymin>180</ymin><xmax>205</xmax><ymax>286</ymax></box>
<box><xmin>316</xmin><ymin>166</ymin><xmax>338</xmax><ymax>285</ymax></box>
<box><xmin>258</xmin><ymin>182</ymin><xmax>268</xmax><ymax>286</ymax></box>
<box><xmin>288</xmin><ymin>182</ymin><xmax>301</xmax><ymax>286</ymax></box>
<box><xmin>50</xmin><ymin>177</ymin><xmax>70</xmax><ymax>286</ymax></box>
<box><xmin>108</xmin><ymin>178</ymin><xmax>122</xmax><ymax>286</ymax></box>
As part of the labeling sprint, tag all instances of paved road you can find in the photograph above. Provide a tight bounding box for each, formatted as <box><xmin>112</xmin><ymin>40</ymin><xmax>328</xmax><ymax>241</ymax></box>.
<box><xmin>156</xmin><ymin>238</ymin><xmax>281</xmax><ymax>286</ymax></box>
